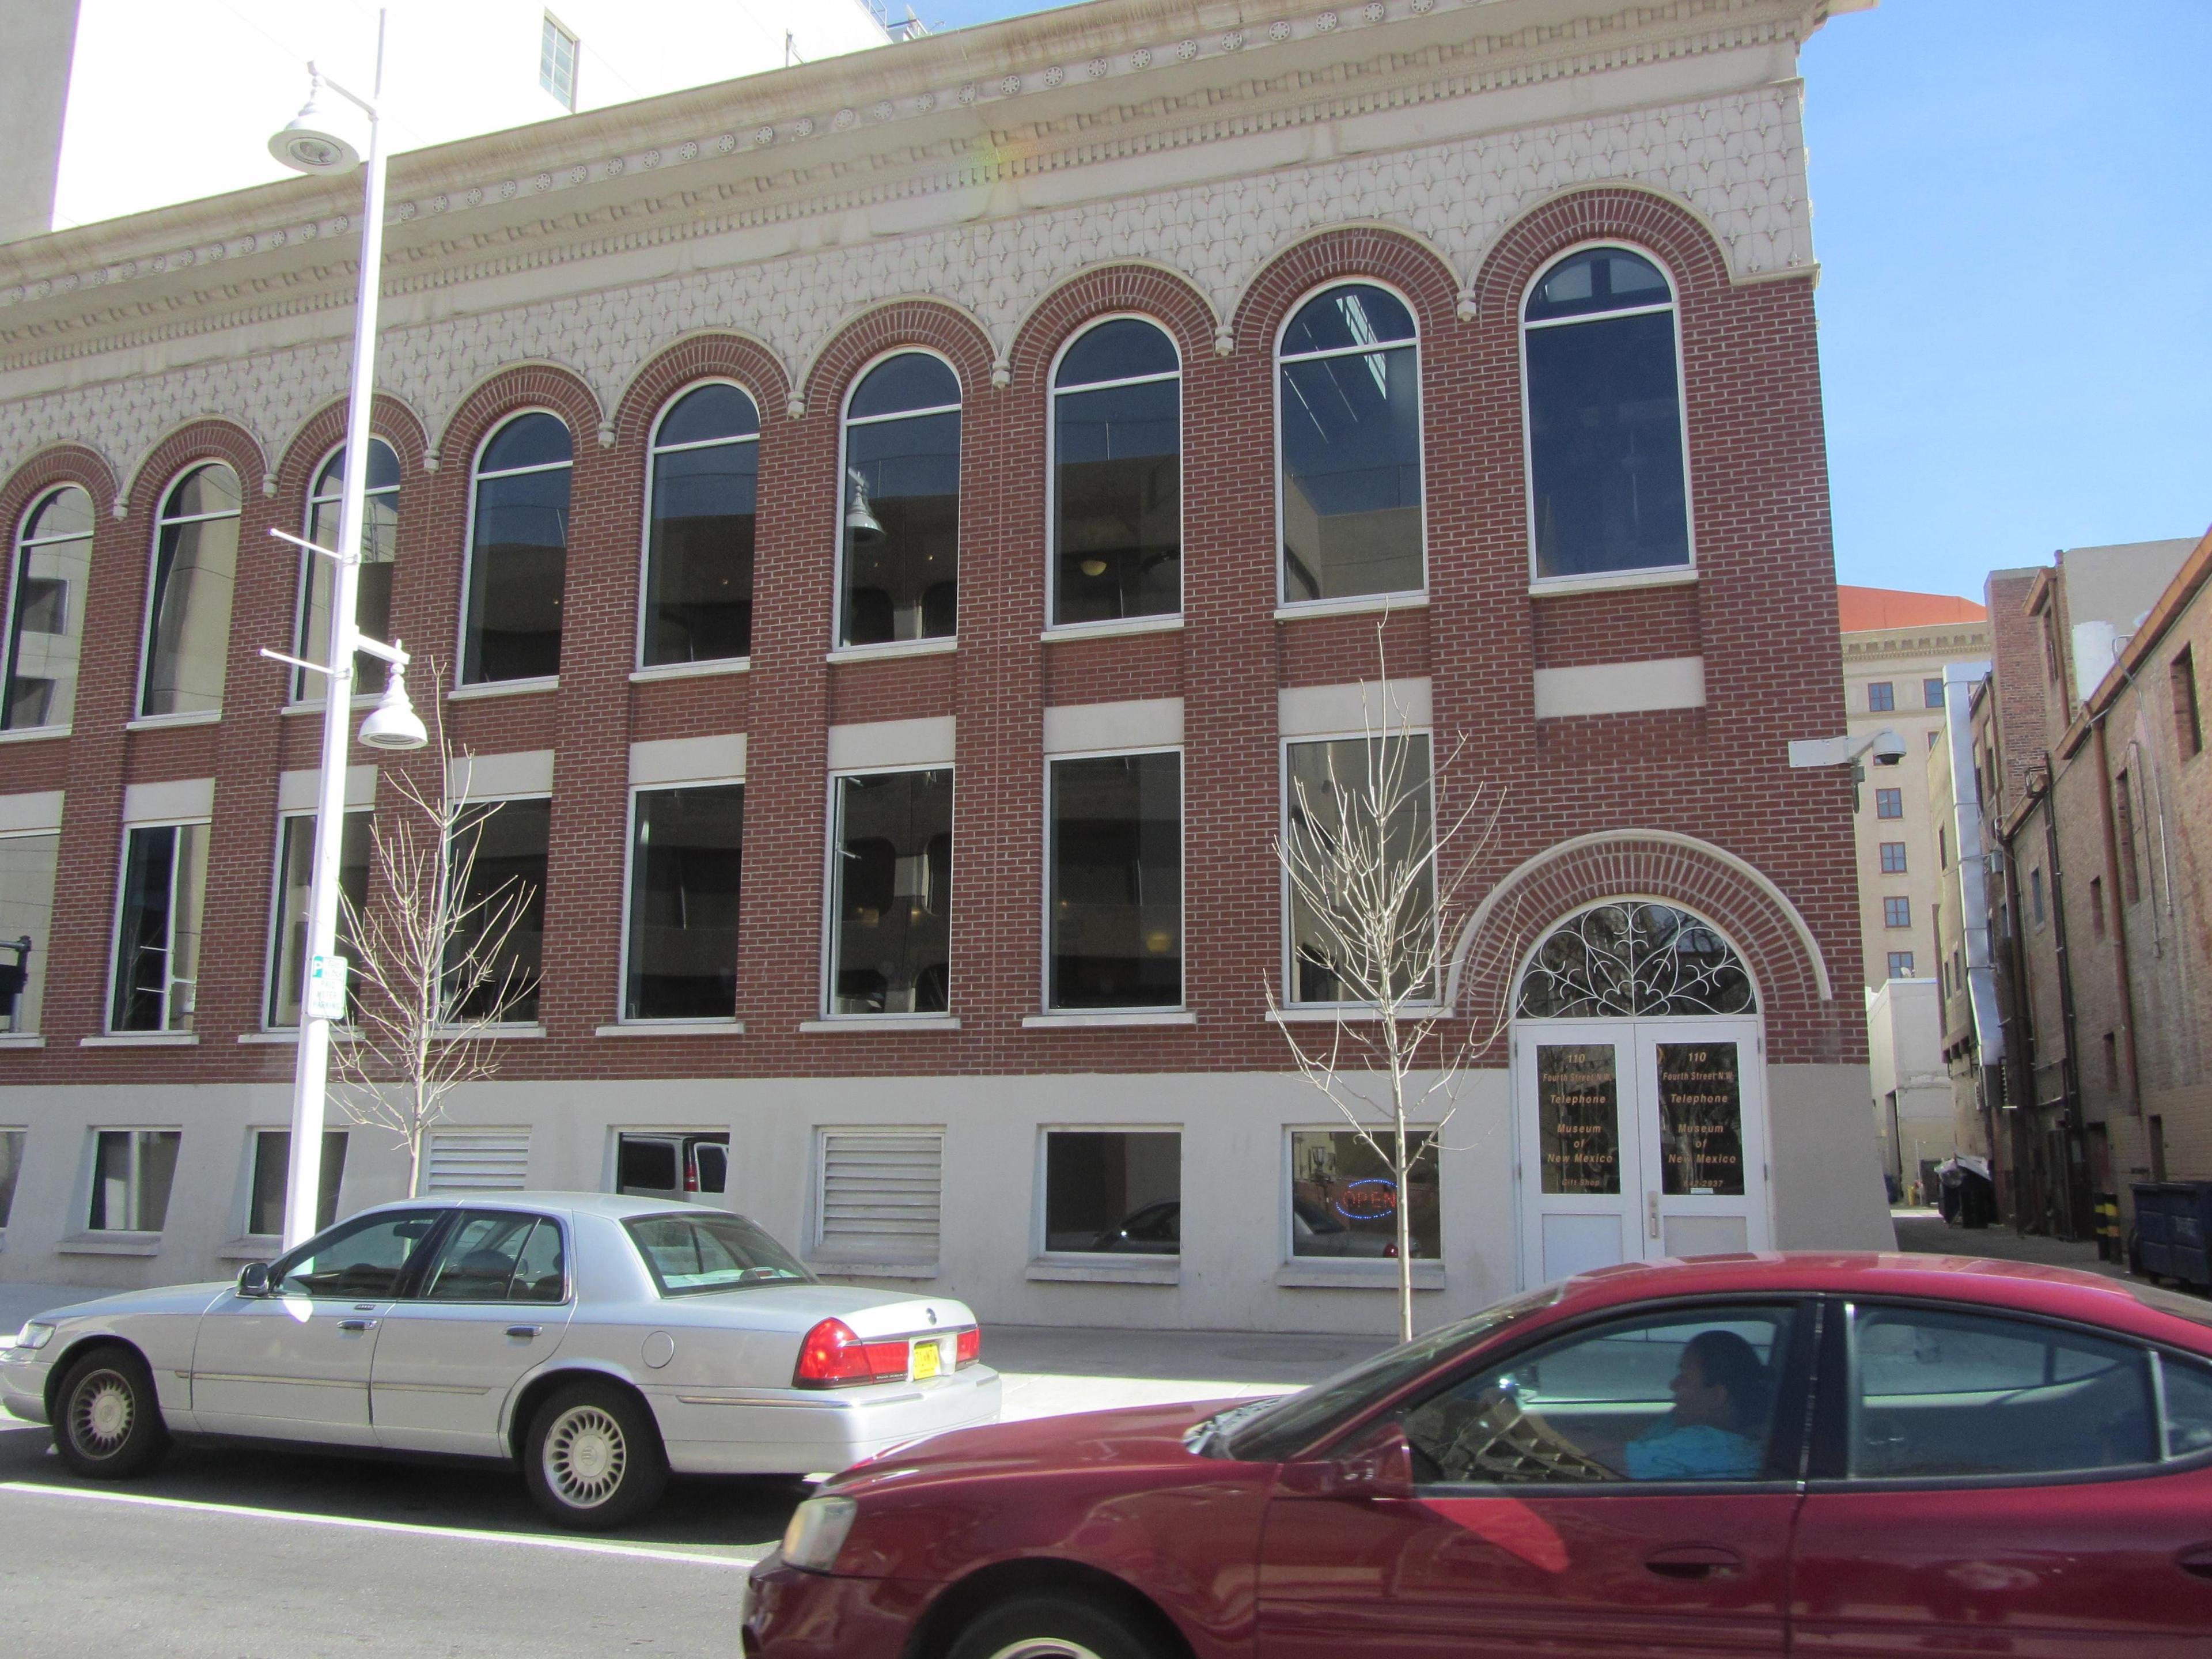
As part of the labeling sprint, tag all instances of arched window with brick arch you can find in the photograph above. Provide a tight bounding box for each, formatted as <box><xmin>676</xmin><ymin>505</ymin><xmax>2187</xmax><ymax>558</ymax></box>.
<box><xmin>839</xmin><ymin>351</ymin><xmax>961</xmax><ymax>649</ymax></box>
<box><xmin>1522</xmin><ymin>245</ymin><xmax>1692</xmax><ymax>582</ymax></box>
<box><xmin>1050</xmin><ymin>316</ymin><xmax>1181</xmax><ymax>628</ymax></box>
<box><xmin>293</xmin><ymin>438</ymin><xmax>400</xmax><ymax>700</ymax></box>
<box><xmin>4</xmin><ymin>483</ymin><xmax>93</xmax><ymax>732</ymax></box>
<box><xmin>642</xmin><ymin>381</ymin><xmax>759</xmax><ymax>668</ymax></box>
<box><xmin>1275</xmin><ymin>281</ymin><xmax>1425</xmax><ymax>607</ymax></box>
<box><xmin>464</xmin><ymin>411</ymin><xmax>571</xmax><ymax>685</ymax></box>
<box><xmin>141</xmin><ymin>463</ymin><xmax>241</xmax><ymax>718</ymax></box>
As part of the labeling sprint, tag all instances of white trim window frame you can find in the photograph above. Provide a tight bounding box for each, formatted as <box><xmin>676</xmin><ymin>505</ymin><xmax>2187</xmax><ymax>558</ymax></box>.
<box><xmin>459</xmin><ymin>410</ymin><xmax>572</xmax><ymax>690</ymax></box>
<box><xmin>637</xmin><ymin>380</ymin><xmax>761</xmax><ymax>674</ymax></box>
<box><xmin>1040</xmin><ymin>744</ymin><xmax>1185</xmax><ymax>1015</ymax></box>
<box><xmin>1519</xmin><ymin>240</ymin><xmax>1698</xmax><ymax>593</ymax></box>
<box><xmin>833</xmin><ymin>349</ymin><xmax>963</xmax><ymax>655</ymax></box>
<box><xmin>1273</xmin><ymin>279</ymin><xmax>1429</xmax><ymax>612</ymax></box>
<box><xmin>540</xmin><ymin>12</ymin><xmax>579</xmax><ymax>110</ymax></box>
<box><xmin>444</xmin><ymin>788</ymin><xmax>553</xmax><ymax>1029</ymax></box>
<box><xmin>137</xmin><ymin>462</ymin><xmax>242</xmax><ymax>721</ymax></box>
<box><xmin>820</xmin><ymin>761</ymin><xmax>955</xmax><ymax>1021</ymax></box>
<box><xmin>82</xmin><ymin>1125</ymin><xmax>183</xmax><ymax>1236</ymax></box>
<box><xmin>617</xmin><ymin>775</ymin><xmax>747</xmax><ymax>1025</ymax></box>
<box><xmin>107</xmin><ymin>817</ymin><xmax>212</xmax><ymax>1034</ymax></box>
<box><xmin>0</xmin><ymin>824</ymin><xmax>60</xmax><ymax>1036</ymax></box>
<box><xmin>1281</xmin><ymin>1120</ymin><xmax>1443</xmax><ymax>1268</ymax></box>
<box><xmin>2</xmin><ymin>483</ymin><xmax>94</xmax><ymax>737</ymax></box>
<box><xmin>262</xmin><ymin>805</ymin><xmax>373</xmax><ymax>1031</ymax></box>
<box><xmin>1045</xmin><ymin>315</ymin><xmax>1184</xmax><ymax>635</ymax></box>
<box><xmin>1032</xmin><ymin>1123</ymin><xmax>1185</xmax><ymax>1260</ymax></box>
<box><xmin>1277</xmin><ymin>728</ymin><xmax>1442</xmax><ymax>1013</ymax></box>
<box><xmin>293</xmin><ymin>437</ymin><xmax>401</xmax><ymax>704</ymax></box>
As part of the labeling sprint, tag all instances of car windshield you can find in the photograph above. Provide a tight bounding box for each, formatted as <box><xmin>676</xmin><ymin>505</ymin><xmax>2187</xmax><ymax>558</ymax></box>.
<box><xmin>624</xmin><ymin>1211</ymin><xmax>815</xmax><ymax>1297</ymax></box>
<box><xmin>1218</xmin><ymin>1284</ymin><xmax>1564</xmax><ymax>1462</ymax></box>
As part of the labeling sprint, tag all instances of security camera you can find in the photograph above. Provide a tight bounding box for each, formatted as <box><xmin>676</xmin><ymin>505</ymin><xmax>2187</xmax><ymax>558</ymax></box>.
<box><xmin>1869</xmin><ymin>730</ymin><xmax>1908</xmax><ymax>767</ymax></box>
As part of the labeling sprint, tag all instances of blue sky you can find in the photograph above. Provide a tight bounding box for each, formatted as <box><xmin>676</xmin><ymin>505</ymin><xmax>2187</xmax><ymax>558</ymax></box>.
<box><xmin>912</xmin><ymin>0</ymin><xmax>2210</xmax><ymax>603</ymax></box>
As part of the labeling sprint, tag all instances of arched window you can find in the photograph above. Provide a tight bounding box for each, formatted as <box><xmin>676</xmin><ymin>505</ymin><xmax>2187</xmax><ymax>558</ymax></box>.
<box><xmin>1522</xmin><ymin>247</ymin><xmax>1691</xmax><ymax>581</ymax></box>
<box><xmin>1516</xmin><ymin>902</ymin><xmax>1756</xmax><ymax>1018</ymax></box>
<box><xmin>1052</xmin><ymin>319</ymin><xmax>1180</xmax><ymax>627</ymax></box>
<box><xmin>3</xmin><ymin>484</ymin><xmax>93</xmax><ymax>732</ymax></box>
<box><xmin>642</xmin><ymin>382</ymin><xmax>759</xmax><ymax>667</ymax></box>
<box><xmin>141</xmin><ymin>463</ymin><xmax>241</xmax><ymax>718</ymax></box>
<box><xmin>294</xmin><ymin>438</ymin><xmax>400</xmax><ymax>700</ymax></box>
<box><xmin>464</xmin><ymin>412</ymin><xmax>571</xmax><ymax>684</ymax></box>
<box><xmin>839</xmin><ymin>353</ymin><xmax>960</xmax><ymax>648</ymax></box>
<box><xmin>1277</xmin><ymin>283</ymin><xmax>1423</xmax><ymax>605</ymax></box>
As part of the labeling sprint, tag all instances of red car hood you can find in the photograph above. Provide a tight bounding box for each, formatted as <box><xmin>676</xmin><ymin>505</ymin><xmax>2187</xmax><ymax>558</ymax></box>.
<box><xmin>834</xmin><ymin>1397</ymin><xmax>1263</xmax><ymax>1493</ymax></box>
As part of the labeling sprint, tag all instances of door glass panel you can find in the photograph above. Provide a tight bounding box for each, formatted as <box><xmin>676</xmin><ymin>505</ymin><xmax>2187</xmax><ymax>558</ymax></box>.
<box><xmin>509</xmin><ymin>1219</ymin><xmax>567</xmax><ymax>1303</ymax></box>
<box><xmin>1537</xmin><ymin>1043</ymin><xmax>1619</xmax><ymax>1194</ymax></box>
<box><xmin>272</xmin><ymin>1210</ymin><xmax>439</xmax><ymax>1297</ymax></box>
<box><xmin>422</xmin><ymin>1211</ymin><xmax>541</xmax><ymax>1301</ymax></box>
<box><xmin>691</xmin><ymin>1141</ymin><xmax>728</xmax><ymax>1195</ymax></box>
<box><xmin>1394</xmin><ymin>1304</ymin><xmax>1797</xmax><ymax>1484</ymax></box>
<box><xmin>2162</xmin><ymin>1354</ymin><xmax>2212</xmax><ymax>1459</ymax></box>
<box><xmin>1848</xmin><ymin>1305</ymin><xmax>2156</xmax><ymax>1478</ymax></box>
<box><xmin>1656</xmin><ymin>1041</ymin><xmax>1745</xmax><ymax>1196</ymax></box>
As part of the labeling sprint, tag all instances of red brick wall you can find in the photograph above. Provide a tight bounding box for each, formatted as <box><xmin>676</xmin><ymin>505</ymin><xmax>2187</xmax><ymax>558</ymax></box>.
<box><xmin>0</xmin><ymin>185</ymin><xmax>1861</xmax><ymax>1084</ymax></box>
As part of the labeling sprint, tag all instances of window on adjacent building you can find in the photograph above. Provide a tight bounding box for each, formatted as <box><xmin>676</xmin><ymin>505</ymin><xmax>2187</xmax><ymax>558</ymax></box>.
<box><xmin>3</xmin><ymin>484</ymin><xmax>92</xmax><ymax>732</ymax></box>
<box><xmin>2104</xmin><ymin>1032</ymin><xmax>2121</xmax><ymax>1092</ymax></box>
<box><xmin>248</xmin><ymin>1128</ymin><xmax>348</xmax><ymax>1237</ymax></box>
<box><xmin>445</xmin><ymin>798</ymin><xmax>550</xmax><ymax>1024</ymax></box>
<box><xmin>2031</xmin><ymin>866</ymin><xmax>2047</xmax><ymax>928</ymax></box>
<box><xmin>1523</xmin><ymin>248</ymin><xmax>1688</xmax><ymax>581</ymax></box>
<box><xmin>89</xmin><ymin>1129</ymin><xmax>180</xmax><ymax>1232</ymax></box>
<box><xmin>1924</xmin><ymin>677</ymin><xmax>1945</xmax><ymax>709</ymax></box>
<box><xmin>830</xmin><ymin>768</ymin><xmax>951</xmax><ymax>1016</ymax></box>
<box><xmin>643</xmin><ymin>384</ymin><xmax>758</xmax><ymax>668</ymax></box>
<box><xmin>2115</xmin><ymin>770</ymin><xmax>2140</xmax><ymax>903</ymax></box>
<box><xmin>294</xmin><ymin>440</ymin><xmax>400</xmax><ymax>701</ymax></box>
<box><xmin>111</xmin><ymin>823</ymin><xmax>209</xmax><ymax>1032</ymax></box>
<box><xmin>1887</xmin><ymin>950</ymin><xmax>1916</xmax><ymax>980</ymax></box>
<box><xmin>1927</xmin><ymin>730</ymin><xmax>1940</xmax><ymax>750</ymax></box>
<box><xmin>1285</xmin><ymin>735</ymin><xmax>1434</xmax><ymax>1005</ymax></box>
<box><xmin>1938</xmin><ymin>827</ymin><xmax>1948</xmax><ymax>867</ymax></box>
<box><xmin>840</xmin><ymin>354</ymin><xmax>960</xmax><ymax>647</ymax></box>
<box><xmin>1878</xmin><ymin>841</ymin><xmax>1907</xmax><ymax>874</ymax></box>
<box><xmin>1053</xmin><ymin>318</ymin><xmax>1181</xmax><ymax>627</ymax></box>
<box><xmin>465</xmin><ymin>413</ymin><xmax>570</xmax><ymax>684</ymax></box>
<box><xmin>2173</xmin><ymin>648</ymin><xmax>2202</xmax><ymax>760</ymax></box>
<box><xmin>267</xmin><ymin>809</ymin><xmax>373</xmax><ymax>1028</ymax></box>
<box><xmin>1043</xmin><ymin>1130</ymin><xmax>1181</xmax><ymax>1254</ymax></box>
<box><xmin>539</xmin><ymin>13</ymin><xmax>578</xmax><ymax>109</ymax></box>
<box><xmin>141</xmin><ymin>464</ymin><xmax>240</xmax><ymax>718</ymax></box>
<box><xmin>1874</xmin><ymin>787</ymin><xmax>1903</xmax><ymax>820</ymax></box>
<box><xmin>1280</xmin><ymin>283</ymin><xmax>1423</xmax><ymax>603</ymax></box>
<box><xmin>624</xmin><ymin>783</ymin><xmax>744</xmax><ymax>1021</ymax></box>
<box><xmin>0</xmin><ymin>831</ymin><xmax>58</xmax><ymax>1035</ymax></box>
<box><xmin>1866</xmin><ymin>681</ymin><xmax>1895</xmax><ymax>713</ymax></box>
<box><xmin>1048</xmin><ymin>751</ymin><xmax>1181</xmax><ymax>1010</ymax></box>
<box><xmin>1289</xmin><ymin>1127</ymin><xmax>1438</xmax><ymax>1259</ymax></box>
<box><xmin>1883</xmin><ymin>896</ymin><xmax>1911</xmax><ymax>929</ymax></box>
<box><xmin>2089</xmin><ymin>876</ymin><xmax>2105</xmax><ymax>940</ymax></box>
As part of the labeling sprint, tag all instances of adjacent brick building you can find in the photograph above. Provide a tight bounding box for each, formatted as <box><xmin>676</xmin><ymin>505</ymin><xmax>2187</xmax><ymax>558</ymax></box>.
<box><xmin>0</xmin><ymin>0</ymin><xmax>1889</xmax><ymax>1330</ymax></box>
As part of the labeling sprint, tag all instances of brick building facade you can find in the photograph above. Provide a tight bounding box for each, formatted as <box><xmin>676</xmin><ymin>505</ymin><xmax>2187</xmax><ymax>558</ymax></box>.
<box><xmin>0</xmin><ymin>0</ymin><xmax>1889</xmax><ymax>1330</ymax></box>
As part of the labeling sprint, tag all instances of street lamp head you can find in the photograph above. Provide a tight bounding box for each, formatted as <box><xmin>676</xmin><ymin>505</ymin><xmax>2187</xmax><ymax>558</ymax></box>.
<box><xmin>358</xmin><ymin>663</ymin><xmax>428</xmax><ymax>751</ymax></box>
<box><xmin>269</xmin><ymin>74</ymin><xmax>365</xmax><ymax>175</ymax></box>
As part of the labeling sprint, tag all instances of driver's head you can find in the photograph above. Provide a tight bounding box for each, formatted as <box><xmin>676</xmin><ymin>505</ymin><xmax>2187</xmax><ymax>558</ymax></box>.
<box><xmin>1669</xmin><ymin>1330</ymin><xmax>1766</xmax><ymax>1433</ymax></box>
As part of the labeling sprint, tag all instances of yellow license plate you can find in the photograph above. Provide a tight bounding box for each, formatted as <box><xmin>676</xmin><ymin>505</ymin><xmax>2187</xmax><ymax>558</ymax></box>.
<box><xmin>911</xmin><ymin>1339</ymin><xmax>941</xmax><ymax>1380</ymax></box>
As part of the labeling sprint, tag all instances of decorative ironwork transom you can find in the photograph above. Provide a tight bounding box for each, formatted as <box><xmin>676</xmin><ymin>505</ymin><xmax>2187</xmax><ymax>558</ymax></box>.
<box><xmin>1515</xmin><ymin>902</ymin><xmax>1757</xmax><ymax>1018</ymax></box>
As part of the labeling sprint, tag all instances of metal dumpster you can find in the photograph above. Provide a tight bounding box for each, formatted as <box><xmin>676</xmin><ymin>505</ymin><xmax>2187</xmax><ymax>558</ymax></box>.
<box><xmin>2132</xmin><ymin>1181</ymin><xmax>2212</xmax><ymax>1291</ymax></box>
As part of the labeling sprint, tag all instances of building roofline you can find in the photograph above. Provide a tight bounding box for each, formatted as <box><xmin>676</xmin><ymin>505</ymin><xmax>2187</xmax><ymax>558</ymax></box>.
<box><xmin>2059</xmin><ymin>522</ymin><xmax>2212</xmax><ymax>757</ymax></box>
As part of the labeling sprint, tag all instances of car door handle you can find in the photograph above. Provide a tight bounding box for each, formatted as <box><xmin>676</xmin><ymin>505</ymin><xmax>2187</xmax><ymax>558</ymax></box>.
<box><xmin>505</xmin><ymin>1325</ymin><xmax>542</xmax><ymax>1339</ymax></box>
<box><xmin>337</xmin><ymin>1319</ymin><xmax>378</xmax><ymax>1332</ymax></box>
<box><xmin>1646</xmin><ymin>1546</ymin><xmax>1743</xmax><ymax>1580</ymax></box>
<box><xmin>2179</xmin><ymin>1546</ymin><xmax>2212</xmax><ymax>1581</ymax></box>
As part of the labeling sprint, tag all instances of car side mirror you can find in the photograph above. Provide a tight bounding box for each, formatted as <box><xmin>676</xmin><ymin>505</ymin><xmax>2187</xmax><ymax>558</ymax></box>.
<box><xmin>1281</xmin><ymin>1422</ymin><xmax>1415</xmax><ymax>1502</ymax></box>
<box><xmin>237</xmin><ymin>1262</ymin><xmax>272</xmax><ymax>1298</ymax></box>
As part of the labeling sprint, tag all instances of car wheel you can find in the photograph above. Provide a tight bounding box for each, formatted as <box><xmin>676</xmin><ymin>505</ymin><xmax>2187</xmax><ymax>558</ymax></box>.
<box><xmin>522</xmin><ymin>1380</ymin><xmax>667</xmax><ymax>1530</ymax></box>
<box><xmin>52</xmin><ymin>1346</ymin><xmax>169</xmax><ymax>1480</ymax></box>
<box><xmin>947</xmin><ymin>1594</ymin><xmax>1165</xmax><ymax>1659</ymax></box>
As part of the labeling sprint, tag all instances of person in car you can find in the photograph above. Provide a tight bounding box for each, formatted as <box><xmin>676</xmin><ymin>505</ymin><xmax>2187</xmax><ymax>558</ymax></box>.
<box><xmin>1624</xmin><ymin>1329</ymin><xmax>1769</xmax><ymax>1480</ymax></box>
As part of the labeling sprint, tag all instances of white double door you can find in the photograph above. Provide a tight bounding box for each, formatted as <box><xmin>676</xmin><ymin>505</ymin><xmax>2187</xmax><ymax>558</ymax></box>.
<box><xmin>1514</xmin><ymin>1017</ymin><xmax>1771</xmax><ymax>1286</ymax></box>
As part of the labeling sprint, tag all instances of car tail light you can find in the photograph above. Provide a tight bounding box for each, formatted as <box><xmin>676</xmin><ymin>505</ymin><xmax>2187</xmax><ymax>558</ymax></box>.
<box><xmin>793</xmin><ymin>1319</ymin><xmax>911</xmax><ymax>1388</ymax></box>
<box><xmin>955</xmin><ymin>1327</ymin><xmax>980</xmax><ymax>1368</ymax></box>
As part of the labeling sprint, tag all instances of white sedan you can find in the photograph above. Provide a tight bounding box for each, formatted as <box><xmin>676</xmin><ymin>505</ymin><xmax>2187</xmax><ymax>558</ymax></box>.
<box><xmin>0</xmin><ymin>1192</ymin><xmax>1000</xmax><ymax>1528</ymax></box>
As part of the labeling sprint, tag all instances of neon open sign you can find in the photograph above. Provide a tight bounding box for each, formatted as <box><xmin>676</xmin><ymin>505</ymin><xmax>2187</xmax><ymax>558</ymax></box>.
<box><xmin>1335</xmin><ymin>1177</ymin><xmax>1398</xmax><ymax>1221</ymax></box>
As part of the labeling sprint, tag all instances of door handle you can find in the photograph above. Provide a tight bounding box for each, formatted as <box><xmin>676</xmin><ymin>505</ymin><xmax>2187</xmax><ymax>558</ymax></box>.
<box><xmin>1647</xmin><ymin>1191</ymin><xmax>1661</xmax><ymax>1241</ymax></box>
<box><xmin>337</xmin><ymin>1318</ymin><xmax>378</xmax><ymax>1332</ymax></box>
<box><xmin>2179</xmin><ymin>1546</ymin><xmax>2212</xmax><ymax>1581</ymax></box>
<box><xmin>1645</xmin><ymin>1546</ymin><xmax>1743</xmax><ymax>1580</ymax></box>
<box><xmin>505</xmin><ymin>1325</ymin><xmax>542</xmax><ymax>1339</ymax></box>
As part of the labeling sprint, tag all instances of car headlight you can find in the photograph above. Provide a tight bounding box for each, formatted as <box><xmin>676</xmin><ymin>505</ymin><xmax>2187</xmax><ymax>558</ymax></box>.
<box><xmin>13</xmin><ymin>1321</ymin><xmax>56</xmax><ymax>1351</ymax></box>
<box><xmin>779</xmin><ymin>1495</ymin><xmax>858</xmax><ymax>1572</ymax></box>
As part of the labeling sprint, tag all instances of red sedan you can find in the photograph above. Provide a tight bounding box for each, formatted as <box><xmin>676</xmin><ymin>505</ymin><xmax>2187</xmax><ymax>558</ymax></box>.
<box><xmin>743</xmin><ymin>1254</ymin><xmax>2212</xmax><ymax>1658</ymax></box>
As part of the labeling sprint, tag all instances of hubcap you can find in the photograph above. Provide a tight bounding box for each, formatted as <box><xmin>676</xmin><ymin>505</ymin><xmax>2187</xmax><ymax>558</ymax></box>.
<box><xmin>543</xmin><ymin>1405</ymin><xmax>626</xmax><ymax>1508</ymax></box>
<box><xmin>69</xmin><ymin>1371</ymin><xmax>134</xmax><ymax>1458</ymax></box>
<box><xmin>983</xmin><ymin>1643</ymin><xmax>1108</xmax><ymax>1659</ymax></box>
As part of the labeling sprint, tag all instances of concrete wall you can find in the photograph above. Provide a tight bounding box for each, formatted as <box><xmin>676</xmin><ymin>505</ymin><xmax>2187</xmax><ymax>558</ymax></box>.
<box><xmin>0</xmin><ymin>0</ymin><xmax>80</xmax><ymax>244</ymax></box>
<box><xmin>1768</xmin><ymin>1064</ymin><xmax>1895</xmax><ymax>1249</ymax></box>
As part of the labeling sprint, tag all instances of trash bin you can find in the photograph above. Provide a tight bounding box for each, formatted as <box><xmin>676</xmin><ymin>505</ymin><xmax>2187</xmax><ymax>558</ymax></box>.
<box><xmin>1936</xmin><ymin>1156</ymin><xmax>1996</xmax><ymax>1230</ymax></box>
<box><xmin>2132</xmin><ymin>1181</ymin><xmax>2212</xmax><ymax>1291</ymax></box>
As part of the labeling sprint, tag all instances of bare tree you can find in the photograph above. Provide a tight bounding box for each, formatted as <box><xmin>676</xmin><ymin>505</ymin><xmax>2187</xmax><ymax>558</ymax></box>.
<box><xmin>1266</xmin><ymin>624</ymin><xmax>1511</xmax><ymax>1342</ymax></box>
<box><xmin>331</xmin><ymin>675</ymin><xmax>540</xmax><ymax>1195</ymax></box>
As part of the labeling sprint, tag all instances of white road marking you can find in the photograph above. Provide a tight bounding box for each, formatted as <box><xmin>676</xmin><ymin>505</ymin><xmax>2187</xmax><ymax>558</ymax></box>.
<box><xmin>0</xmin><ymin>1480</ymin><xmax>763</xmax><ymax>1570</ymax></box>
